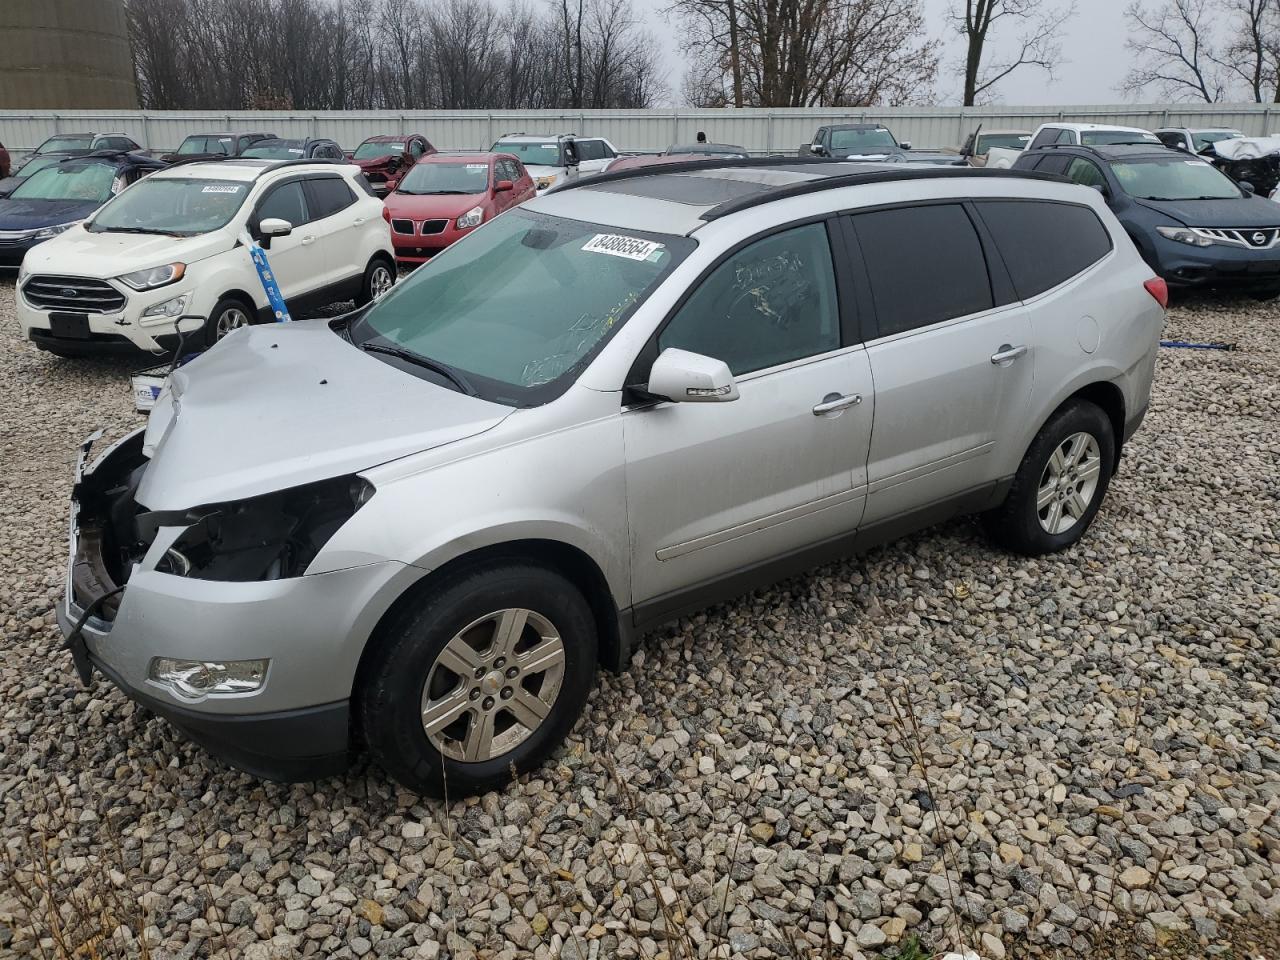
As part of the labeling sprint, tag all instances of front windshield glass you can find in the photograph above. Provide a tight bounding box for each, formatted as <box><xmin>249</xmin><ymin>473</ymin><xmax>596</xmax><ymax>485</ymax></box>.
<box><xmin>241</xmin><ymin>141</ymin><xmax>305</xmax><ymax>159</ymax></box>
<box><xmin>1111</xmin><ymin>158</ymin><xmax>1241</xmax><ymax>200</ymax></box>
<box><xmin>352</xmin><ymin>209</ymin><xmax>694</xmax><ymax>405</ymax></box>
<box><xmin>15</xmin><ymin>155</ymin><xmax>68</xmax><ymax>178</ymax></box>
<box><xmin>491</xmin><ymin>141</ymin><xmax>561</xmax><ymax>167</ymax></box>
<box><xmin>177</xmin><ymin>136</ymin><xmax>231</xmax><ymax>156</ymax></box>
<box><xmin>354</xmin><ymin>141</ymin><xmax>403</xmax><ymax>160</ymax></box>
<box><xmin>830</xmin><ymin>128</ymin><xmax>899</xmax><ymax>152</ymax></box>
<box><xmin>11</xmin><ymin>163</ymin><xmax>116</xmax><ymax>202</ymax></box>
<box><xmin>977</xmin><ymin>134</ymin><xmax>1031</xmax><ymax>154</ymax></box>
<box><xmin>1193</xmin><ymin>131</ymin><xmax>1243</xmax><ymax>150</ymax></box>
<box><xmin>88</xmin><ymin>177</ymin><xmax>250</xmax><ymax>235</ymax></box>
<box><xmin>38</xmin><ymin>136</ymin><xmax>92</xmax><ymax>153</ymax></box>
<box><xmin>1081</xmin><ymin>130</ymin><xmax>1160</xmax><ymax>146</ymax></box>
<box><xmin>397</xmin><ymin>161</ymin><xmax>490</xmax><ymax>194</ymax></box>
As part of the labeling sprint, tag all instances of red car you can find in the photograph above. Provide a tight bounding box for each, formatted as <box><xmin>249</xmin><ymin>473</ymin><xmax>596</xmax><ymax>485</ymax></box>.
<box><xmin>383</xmin><ymin>152</ymin><xmax>536</xmax><ymax>267</ymax></box>
<box><xmin>352</xmin><ymin>134</ymin><xmax>435</xmax><ymax>195</ymax></box>
<box><xmin>0</xmin><ymin>141</ymin><xmax>9</xmax><ymax>179</ymax></box>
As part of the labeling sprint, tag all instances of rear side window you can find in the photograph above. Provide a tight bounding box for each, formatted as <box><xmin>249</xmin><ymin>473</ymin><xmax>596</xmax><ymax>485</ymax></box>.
<box><xmin>304</xmin><ymin>176</ymin><xmax>356</xmax><ymax>219</ymax></box>
<box><xmin>851</xmin><ymin>204</ymin><xmax>993</xmax><ymax>337</ymax></box>
<box><xmin>975</xmin><ymin>200</ymin><xmax>1112</xmax><ymax>300</ymax></box>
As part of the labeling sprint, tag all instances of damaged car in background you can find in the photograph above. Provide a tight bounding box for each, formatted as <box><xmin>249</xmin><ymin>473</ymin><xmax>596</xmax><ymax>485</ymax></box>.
<box><xmin>59</xmin><ymin>160</ymin><xmax>1163</xmax><ymax>796</ymax></box>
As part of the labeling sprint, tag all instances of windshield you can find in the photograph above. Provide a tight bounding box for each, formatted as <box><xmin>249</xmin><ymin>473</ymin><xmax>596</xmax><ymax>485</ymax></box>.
<box><xmin>37</xmin><ymin>136</ymin><xmax>93</xmax><ymax>153</ymax></box>
<box><xmin>177</xmin><ymin>136</ymin><xmax>232</xmax><ymax>156</ymax></box>
<box><xmin>11</xmin><ymin>162</ymin><xmax>116</xmax><ymax>202</ymax></box>
<box><xmin>397</xmin><ymin>161</ymin><xmax>490</xmax><ymax>194</ymax></box>
<box><xmin>830</xmin><ymin>128</ymin><xmax>899</xmax><ymax>152</ymax></box>
<box><xmin>241</xmin><ymin>141</ymin><xmax>305</xmax><ymax>159</ymax></box>
<box><xmin>1111</xmin><ymin>158</ymin><xmax>1242</xmax><ymax>200</ymax></box>
<box><xmin>88</xmin><ymin>177</ymin><xmax>249</xmax><ymax>235</ymax></box>
<box><xmin>351</xmin><ymin>209</ymin><xmax>693</xmax><ymax>405</ymax></box>
<box><xmin>15</xmin><ymin>155</ymin><xmax>69</xmax><ymax>178</ymax></box>
<box><xmin>1081</xmin><ymin>130</ymin><xmax>1159</xmax><ymax>146</ymax></box>
<box><xmin>1194</xmin><ymin>130</ymin><xmax>1244</xmax><ymax>150</ymax></box>
<box><xmin>492</xmin><ymin>141</ymin><xmax>561</xmax><ymax>167</ymax></box>
<box><xmin>354</xmin><ymin>141</ymin><xmax>403</xmax><ymax>160</ymax></box>
<box><xmin>977</xmin><ymin>134</ymin><xmax>1030</xmax><ymax>154</ymax></box>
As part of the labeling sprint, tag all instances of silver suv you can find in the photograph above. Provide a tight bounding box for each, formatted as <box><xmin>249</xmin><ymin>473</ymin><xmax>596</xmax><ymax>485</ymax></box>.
<box><xmin>60</xmin><ymin>160</ymin><xmax>1165</xmax><ymax>795</ymax></box>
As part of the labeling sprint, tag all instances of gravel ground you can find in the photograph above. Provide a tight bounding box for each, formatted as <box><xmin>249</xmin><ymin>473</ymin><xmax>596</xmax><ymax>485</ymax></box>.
<box><xmin>0</xmin><ymin>279</ymin><xmax>1277</xmax><ymax>960</ymax></box>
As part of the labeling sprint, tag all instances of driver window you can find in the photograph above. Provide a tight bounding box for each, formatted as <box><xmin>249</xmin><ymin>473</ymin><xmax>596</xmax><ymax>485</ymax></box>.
<box><xmin>409</xmin><ymin>140</ymin><xmax>424</xmax><ymax>159</ymax></box>
<box><xmin>657</xmin><ymin>222</ymin><xmax>840</xmax><ymax>376</ymax></box>
<box><xmin>1065</xmin><ymin>158</ymin><xmax>1105</xmax><ymax>189</ymax></box>
<box><xmin>257</xmin><ymin>181</ymin><xmax>308</xmax><ymax>226</ymax></box>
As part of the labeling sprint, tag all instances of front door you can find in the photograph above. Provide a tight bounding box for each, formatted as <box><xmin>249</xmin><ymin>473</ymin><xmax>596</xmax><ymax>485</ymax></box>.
<box><xmin>253</xmin><ymin>179</ymin><xmax>320</xmax><ymax>299</ymax></box>
<box><xmin>624</xmin><ymin>221</ymin><xmax>874</xmax><ymax>606</ymax></box>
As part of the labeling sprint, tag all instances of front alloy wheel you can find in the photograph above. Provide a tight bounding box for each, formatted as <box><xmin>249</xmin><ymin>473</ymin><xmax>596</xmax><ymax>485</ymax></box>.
<box><xmin>369</xmin><ymin>263</ymin><xmax>394</xmax><ymax>300</ymax></box>
<box><xmin>215</xmin><ymin>306</ymin><xmax>251</xmax><ymax>339</ymax></box>
<box><xmin>421</xmin><ymin>608</ymin><xmax>565</xmax><ymax>762</ymax></box>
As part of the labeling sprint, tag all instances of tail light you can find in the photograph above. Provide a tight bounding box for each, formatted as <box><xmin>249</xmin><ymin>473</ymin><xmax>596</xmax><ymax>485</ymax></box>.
<box><xmin>381</xmin><ymin>205</ymin><xmax>391</xmax><ymax>223</ymax></box>
<box><xmin>1143</xmin><ymin>277</ymin><xmax>1168</xmax><ymax>309</ymax></box>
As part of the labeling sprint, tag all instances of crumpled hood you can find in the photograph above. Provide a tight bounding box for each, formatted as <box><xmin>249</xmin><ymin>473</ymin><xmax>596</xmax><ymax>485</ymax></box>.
<box><xmin>355</xmin><ymin>155</ymin><xmax>401</xmax><ymax>172</ymax></box>
<box><xmin>0</xmin><ymin>197</ymin><xmax>100</xmax><ymax>231</ymax></box>
<box><xmin>21</xmin><ymin>227</ymin><xmax>232</xmax><ymax>278</ymax></box>
<box><xmin>138</xmin><ymin>320</ymin><xmax>514</xmax><ymax>510</ymax></box>
<box><xmin>1136</xmin><ymin>196</ymin><xmax>1280</xmax><ymax>228</ymax></box>
<box><xmin>525</xmin><ymin>164</ymin><xmax>567</xmax><ymax>181</ymax></box>
<box><xmin>385</xmin><ymin>192</ymin><xmax>485</xmax><ymax>219</ymax></box>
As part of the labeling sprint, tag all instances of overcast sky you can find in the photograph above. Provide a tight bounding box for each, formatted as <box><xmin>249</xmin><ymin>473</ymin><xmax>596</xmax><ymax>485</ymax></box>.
<box><xmin>636</xmin><ymin>0</ymin><xmax>1131</xmax><ymax>106</ymax></box>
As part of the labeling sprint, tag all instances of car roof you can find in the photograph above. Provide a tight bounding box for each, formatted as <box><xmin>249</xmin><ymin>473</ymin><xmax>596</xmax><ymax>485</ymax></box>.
<box><xmin>362</xmin><ymin>135</ymin><xmax>416</xmax><ymax>142</ymax></box>
<box><xmin>151</xmin><ymin>158</ymin><xmax>350</xmax><ymax>181</ymax></box>
<box><xmin>421</xmin><ymin>152</ymin><xmax>500</xmax><ymax>163</ymax></box>
<box><xmin>667</xmin><ymin>143</ymin><xmax>748</xmax><ymax>153</ymax></box>
<box><xmin>1041</xmin><ymin>122</ymin><xmax>1153</xmax><ymax>133</ymax></box>
<box><xmin>827</xmin><ymin>123</ymin><xmax>892</xmax><ymax>131</ymax></box>
<box><xmin>536</xmin><ymin>157</ymin><xmax>1065</xmax><ymax>235</ymax></box>
<box><xmin>493</xmin><ymin>134</ymin><xmax>570</xmax><ymax>142</ymax></box>
<box><xmin>1156</xmin><ymin>126</ymin><xmax>1243</xmax><ymax>133</ymax></box>
<box><xmin>977</xmin><ymin>129</ymin><xmax>1032</xmax><ymax>135</ymax></box>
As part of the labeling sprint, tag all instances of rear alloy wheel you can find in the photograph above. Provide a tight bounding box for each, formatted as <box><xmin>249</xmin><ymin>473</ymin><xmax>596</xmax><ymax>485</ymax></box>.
<box><xmin>359</xmin><ymin>564</ymin><xmax>597</xmax><ymax>796</ymax></box>
<box><xmin>984</xmin><ymin>399</ymin><xmax>1115</xmax><ymax>556</ymax></box>
<box><xmin>357</xmin><ymin>259</ymin><xmax>395</xmax><ymax>306</ymax></box>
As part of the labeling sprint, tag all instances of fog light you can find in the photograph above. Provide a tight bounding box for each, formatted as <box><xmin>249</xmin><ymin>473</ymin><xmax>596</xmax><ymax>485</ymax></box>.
<box><xmin>149</xmin><ymin>658</ymin><xmax>268</xmax><ymax>699</ymax></box>
<box><xmin>141</xmin><ymin>293</ymin><xmax>191</xmax><ymax>323</ymax></box>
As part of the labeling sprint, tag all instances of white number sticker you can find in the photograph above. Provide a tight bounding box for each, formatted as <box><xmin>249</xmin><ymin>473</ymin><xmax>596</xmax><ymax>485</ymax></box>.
<box><xmin>466</xmin><ymin>163</ymin><xmax>487</xmax><ymax>170</ymax></box>
<box><xmin>582</xmin><ymin>234</ymin><xmax>664</xmax><ymax>261</ymax></box>
<box><xmin>201</xmin><ymin>184</ymin><xmax>242</xmax><ymax>194</ymax></box>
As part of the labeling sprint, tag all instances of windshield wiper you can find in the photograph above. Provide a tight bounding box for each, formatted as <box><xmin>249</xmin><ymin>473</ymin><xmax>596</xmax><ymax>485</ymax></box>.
<box><xmin>359</xmin><ymin>342</ymin><xmax>476</xmax><ymax>395</ymax></box>
<box><xmin>423</xmin><ymin>189</ymin><xmax>471</xmax><ymax>195</ymax></box>
<box><xmin>98</xmin><ymin>226</ymin><xmax>183</xmax><ymax>236</ymax></box>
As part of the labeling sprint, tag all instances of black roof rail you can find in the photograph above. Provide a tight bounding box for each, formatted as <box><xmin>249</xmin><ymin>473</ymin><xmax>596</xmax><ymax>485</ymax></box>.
<box><xmin>163</xmin><ymin>153</ymin><xmax>234</xmax><ymax>168</ymax></box>
<box><xmin>549</xmin><ymin>155</ymin><xmax>1071</xmax><ymax>220</ymax></box>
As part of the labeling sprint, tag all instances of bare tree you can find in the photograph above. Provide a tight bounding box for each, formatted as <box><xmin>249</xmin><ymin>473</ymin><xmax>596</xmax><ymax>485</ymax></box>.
<box><xmin>1123</xmin><ymin>0</ymin><xmax>1227</xmax><ymax>102</ymax></box>
<box><xmin>674</xmin><ymin>0</ymin><xmax>938</xmax><ymax>107</ymax></box>
<box><xmin>1213</xmin><ymin>0</ymin><xmax>1280</xmax><ymax>101</ymax></box>
<box><xmin>953</xmin><ymin>0</ymin><xmax>1076</xmax><ymax>105</ymax></box>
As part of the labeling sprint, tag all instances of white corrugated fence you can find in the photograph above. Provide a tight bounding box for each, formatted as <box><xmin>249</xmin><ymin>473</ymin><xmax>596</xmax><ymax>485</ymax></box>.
<box><xmin>2</xmin><ymin>104</ymin><xmax>1278</xmax><ymax>155</ymax></box>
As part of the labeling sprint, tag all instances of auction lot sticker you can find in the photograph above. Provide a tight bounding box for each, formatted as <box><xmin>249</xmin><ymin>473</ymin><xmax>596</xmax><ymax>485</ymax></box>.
<box><xmin>582</xmin><ymin>234</ymin><xmax>664</xmax><ymax>261</ymax></box>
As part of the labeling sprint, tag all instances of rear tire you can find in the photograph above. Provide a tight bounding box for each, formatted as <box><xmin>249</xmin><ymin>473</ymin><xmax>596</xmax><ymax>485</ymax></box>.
<box><xmin>204</xmin><ymin>296</ymin><xmax>255</xmax><ymax>348</ymax></box>
<box><xmin>358</xmin><ymin>564</ymin><xmax>597</xmax><ymax>796</ymax></box>
<box><xmin>356</xmin><ymin>258</ymin><xmax>395</xmax><ymax>306</ymax></box>
<box><xmin>984</xmin><ymin>399</ymin><xmax>1115</xmax><ymax>556</ymax></box>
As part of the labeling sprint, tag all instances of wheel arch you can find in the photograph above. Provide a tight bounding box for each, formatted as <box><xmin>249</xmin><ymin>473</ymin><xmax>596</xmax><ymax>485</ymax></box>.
<box><xmin>354</xmin><ymin>538</ymin><xmax>628</xmax><ymax>709</ymax></box>
<box><xmin>1034</xmin><ymin>379</ymin><xmax>1127</xmax><ymax>474</ymax></box>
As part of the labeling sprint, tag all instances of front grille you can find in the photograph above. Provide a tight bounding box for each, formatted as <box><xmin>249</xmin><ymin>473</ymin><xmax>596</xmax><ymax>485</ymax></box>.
<box><xmin>420</xmin><ymin>219</ymin><xmax>448</xmax><ymax>235</ymax></box>
<box><xmin>0</xmin><ymin>231</ymin><xmax>34</xmax><ymax>246</ymax></box>
<box><xmin>1192</xmin><ymin>227</ymin><xmax>1280</xmax><ymax>249</ymax></box>
<box><xmin>23</xmin><ymin>275</ymin><xmax>126</xmax><ymax>313</ymax></box>
<box><xmin>391</xmin><ymin>218</ymin><xmax>415</xmax><ymax>234</ymax></box>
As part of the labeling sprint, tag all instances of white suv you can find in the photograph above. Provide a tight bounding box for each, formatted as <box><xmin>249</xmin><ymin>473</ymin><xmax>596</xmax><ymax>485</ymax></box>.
<box><xmin>15</xmin><ymin>158</ymin><xmax>395</xmax><ymax>356</ymax></box>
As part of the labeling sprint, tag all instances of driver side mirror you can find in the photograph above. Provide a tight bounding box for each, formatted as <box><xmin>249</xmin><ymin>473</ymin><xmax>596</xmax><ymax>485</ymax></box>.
<box><xmin>809</xmin><ymin>143</ymin><xmax>828</xmax><ymax>157</ymax></box>
<box><xmin>899</xmin><ymin>140</ymin><xmax>912</xmax><ymax>150</ymax></box>
<box><xmin>1240</xmin><ymin>180</ymin><xmax>1256</xmax><ymax>196</ymax></box>
<box><xmin>495</xmin><ymin>179</ymin><xmax>513</xmax><ymax>192</ymax></box>
<box><xmin>256</xmin><ymin>217</ymin><xmax>293</xmax><ymax>249</ymax></box>
<box><xmin>646</xmin><ymin>348</ymin><xmax>739</xmax><ymax>403</ymax></box>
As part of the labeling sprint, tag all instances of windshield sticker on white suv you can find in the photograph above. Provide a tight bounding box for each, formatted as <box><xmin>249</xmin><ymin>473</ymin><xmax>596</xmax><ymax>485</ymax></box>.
<box><xmin>201</xmin><ymin>184</ymin><xmax>243</xmax><ymax>194</ymax></box>
<box><xmin>582</xmin><ymin>234</ymin><xmax>665</xmax><ymax>262</ymax></box>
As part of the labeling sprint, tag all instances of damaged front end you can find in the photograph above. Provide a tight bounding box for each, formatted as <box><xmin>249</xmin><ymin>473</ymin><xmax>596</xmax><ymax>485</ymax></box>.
<box><xmin>64</xmin><ymin>428</ymin><xmax>375</xmax><ymax>683</ymax></box>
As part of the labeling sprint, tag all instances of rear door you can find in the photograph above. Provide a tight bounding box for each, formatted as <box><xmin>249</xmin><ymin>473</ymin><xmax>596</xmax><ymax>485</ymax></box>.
<box><xmin>301</xmin><ymin>174</ymin><xmax>361</xmax><ymax>288</ymax></box>
<box><xmin>624</xmin><ymin>220</ymin><xmax>873</xmax><ymax>606</ymax></box>
<box><xmin>845</xmin><ymin>202</ymin><xmax>1034</xmax><ymax>525</ymax></box>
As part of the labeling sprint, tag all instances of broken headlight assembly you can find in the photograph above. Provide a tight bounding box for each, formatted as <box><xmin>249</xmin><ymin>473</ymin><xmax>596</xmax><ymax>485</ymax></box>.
<box><xmin>152</xmin><ymin>476</ymin><xmax>374</xmax><ymax>582</ymax></box>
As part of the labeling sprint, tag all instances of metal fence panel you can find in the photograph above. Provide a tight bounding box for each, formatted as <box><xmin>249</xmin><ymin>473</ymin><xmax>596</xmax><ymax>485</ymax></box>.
<box><xmin>1</xmin><ymin>105</ymin><xmax>1277</xmax><ymax>155</ymax></box>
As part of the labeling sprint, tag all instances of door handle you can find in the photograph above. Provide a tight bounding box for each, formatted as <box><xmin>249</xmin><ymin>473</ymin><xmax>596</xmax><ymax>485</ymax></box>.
<box><xmin>300</xmin><ymin>235</ymin><xmax>316</xmax><ymax>245</ymax></box>
<box><xmin>990</xmin><ymin>344</ymin><xmax>1027</xmax><ymax>365</ymax></box>
<box><xmin>812</xmin><ymin>392</ymin><xmax>862</xmax><ymax>415</ymax></box>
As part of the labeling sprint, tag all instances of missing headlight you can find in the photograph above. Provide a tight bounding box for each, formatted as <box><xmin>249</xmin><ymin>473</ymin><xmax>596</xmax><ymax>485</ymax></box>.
<box><xmin>154</xmin><ymin>476</ymin><xmax>374</xmax><ymax>582</ymax></box>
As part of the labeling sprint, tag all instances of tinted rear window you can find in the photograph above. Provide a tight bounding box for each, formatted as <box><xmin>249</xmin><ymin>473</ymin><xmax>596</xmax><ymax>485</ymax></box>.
<box><xmin>975</xmin><ymin>200</ymin><xmax>1112</xmax><ymax>300</ymax></box>
<box><xmin>851</xmin><ymin>204</ymin><xmax>993</xmax><ymax>337</ymax></box>
<box><xmin>305</xmin><ymin>176</ymin><xmax>356</xmax><ymax>218</ymax></box>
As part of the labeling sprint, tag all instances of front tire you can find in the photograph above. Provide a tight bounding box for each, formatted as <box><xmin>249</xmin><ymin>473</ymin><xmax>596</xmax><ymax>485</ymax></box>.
<box><xmin>358</xmin><ymin>564</ymin><xmax>597</xmax><ymax>796</ymax></box>
<box><xmin>204</xmin><ymin>296</ymin><xmax>254</xmax><ymax>348</ymax></box>
<box><xmin>984</xmin><ymin>399</ymin><xmax>1115</xmax><ymax>556</ymax></box>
